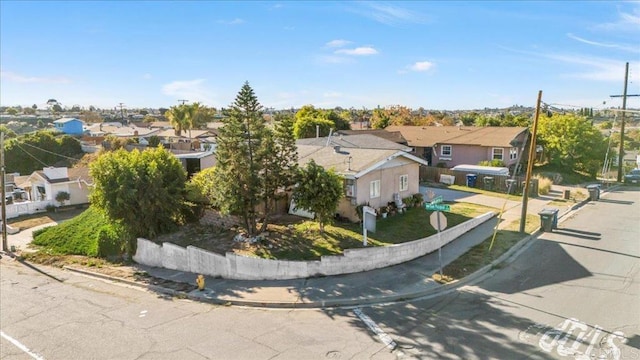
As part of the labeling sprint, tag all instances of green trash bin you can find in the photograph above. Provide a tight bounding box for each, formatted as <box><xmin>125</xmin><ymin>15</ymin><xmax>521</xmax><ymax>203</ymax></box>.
<box><xmin>483</xmin><ymin>177</ymin><xmax>495</xmax><ymax>191</ymax></box>
<box><xmin>538</xmin><ymin>208</ymin><xmax>559</xmax><ymax>232</ymax></box>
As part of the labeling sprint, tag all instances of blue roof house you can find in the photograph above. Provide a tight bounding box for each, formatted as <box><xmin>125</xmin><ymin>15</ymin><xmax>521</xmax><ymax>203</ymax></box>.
<box><xmin>53</xmin><ymin>118</ymin><xmax>84</xmax><ymax>135</ymax></box>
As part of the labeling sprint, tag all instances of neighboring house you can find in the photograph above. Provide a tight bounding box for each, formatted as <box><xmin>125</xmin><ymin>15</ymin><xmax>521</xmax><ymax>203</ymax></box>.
<box><xmin>385</xmin><ymin>125</ymin><xmax>529</xmax><ymax>171</ymax></box>
<box><xmin>173</xmin><ymin>149</ymin><xmax>217</xmax><ymax>177</ymax></box>
<box><xmin>53</xmin><ymin>117</ymin><xmax>84</xmax><ymax>135</ymax></box>
<box><xmin>22</xmin><ymin>167</ymin><xmax>92</xmax><ymax>207</ymax></box>
<box><xmin>297</xmin><ymin>143</ymin><xmax>429</xmax><ymax>221</ymax></box>
<box><xmin>335</xmin><ymin>129</ymin><xmax>409</xmax><ymax>146</ymax></box>
<box><xmin>297</xmin><ymin>133</ymin><xmax>411</xmax><ymax>152</ymax></box>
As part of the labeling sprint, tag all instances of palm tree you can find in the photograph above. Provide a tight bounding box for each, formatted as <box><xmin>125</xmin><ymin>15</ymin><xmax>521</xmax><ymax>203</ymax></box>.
<box><xmin>165</xmin><ymin>105</ymin><xmax>189</xmax><ymax>136</ymax></box>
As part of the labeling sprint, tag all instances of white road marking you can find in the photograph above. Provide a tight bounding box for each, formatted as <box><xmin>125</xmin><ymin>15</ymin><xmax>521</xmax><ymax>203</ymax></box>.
<box><xmin>353</xmin><ymin>308</ymin><xmax>397</xmax><ymax>350</ymax></box>
<box><xmin>139</xmin><ymin>310</ymin><xmax>148</xmax><ymax>318</ymax></box>
<box><xmin>1</xmin><ymin>330</ymin><xmax>46</xmax><ymax>360</ymax></box>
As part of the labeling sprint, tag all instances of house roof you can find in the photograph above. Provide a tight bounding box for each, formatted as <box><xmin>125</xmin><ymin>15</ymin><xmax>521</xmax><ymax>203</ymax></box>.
<box><xmin>441</xmin><ymin>126</ymin><xmax>528</xmax><ymax>147</ymax></box>
<box><xmin>296</xmin><ymin>133</ymin><xmax>410</xmax><ymax>151</ymax></box>
<box><xmin>111</xmin><ymin>126</ymin><xmax>159</xmax><ymax>137</ymax></box>
<box><xmin>53</xmin><ymin>117</ymin><xmax>82</xmax><ymax>124</ymax></box>
<box><xmin>297</xmin><ymin>144</ymin><xmax>428</xmax><ymax>179</ymax></box>
<box><xmin>385</xmin><ymin>125</ymin><xmax>528</xmax><ymax>147</ymax></box>
<box><xmin>336</xmin><ymin>129</ymin><xmax>408</xmax><ymax>145</ymax></box>
<box><xmin>28</xmin><ymin>167</ymin><xmax>92</xmax><ymax>185</ymax></box>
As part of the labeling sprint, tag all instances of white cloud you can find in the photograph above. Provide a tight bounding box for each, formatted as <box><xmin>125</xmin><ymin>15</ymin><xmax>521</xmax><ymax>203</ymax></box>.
<box><xmin>325</xmin><ymin>39</ymin><xmax>351</xmax><ymax>48</ymax></box>
<box><xmin>544</xmin><ymin>54</ymin><xmax>639</xmax><ymax>82</ymax></box>
<box><xmin>594</xmin><ymin>6</ymin><xmax>640</xmax><ymax>32</ymax></box>
<box><xmin>0</xmin><ymin>71</ymin><xmax>71</xmax><ymax>84</ymax></box>
<box><xmin>355</xmin><ymin>2</ymin><xmax>427</xmax><ymax>25</ymax></box>
<box><xmin>162</xmin><ymin>79</ymin><xmax>215</xmax><ymax>104</ymax></box>
<box><xmin>408</xmin><ymin>61</ymin><xmax>434</xmax><ymax>72</ymax></box>
<box><xmin>567</xmin><ymin>33</ymin><xmax>640</xmax><ymax>53</ymax></box>
<box><xmin>217</xmin><ymin>18</ymin><xmax>245</xmax><ymax>25</ymax></box>
<box><xmin>335</xmin><ymin>46</ymin><xmax>379</xmax><ymax>56</ymax></box>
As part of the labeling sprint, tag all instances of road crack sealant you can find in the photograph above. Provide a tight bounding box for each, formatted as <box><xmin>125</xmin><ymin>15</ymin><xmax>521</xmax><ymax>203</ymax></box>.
<box><xmin>353</xmin><ymin>307</ymin><xmax>398</xmax><ymax>351</ymax></box>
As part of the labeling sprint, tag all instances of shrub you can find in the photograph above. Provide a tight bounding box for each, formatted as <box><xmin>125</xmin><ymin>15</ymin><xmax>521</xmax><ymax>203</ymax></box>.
<box><xmin>402</xmin><ymin>196</ymin><xmax>414</xmax><ymax>207</ymax></box>
<box><xmin>478</xmin><ymin>159</ymin><xmax>505</xmax><ymax>167</ymax></box>
<box><xmin>96</xmin><ymin>225</ymin><xmax>125</xmax><ymax>258</ymax></box>
<box><xmin>534</xmin><ymin>175</ymin><xmax>553</xmax><ymax>195</ymax></box>
<box><xmin>45</xmin><ymin>204</ymin><xmax>56</xmax><ymax>212</ymax></box>
<box><xmin>55</xmin><ymin>191</ymin><xmax>70</xmax><ymax>205</ymax></box>
<box><xmin>412</xmin><ymin>193</ymin><xmax>424</xmax><ymax>206</ymax></box>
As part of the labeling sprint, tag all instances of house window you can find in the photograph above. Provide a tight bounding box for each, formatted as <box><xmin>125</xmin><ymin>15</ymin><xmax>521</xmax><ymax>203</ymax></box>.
<box><xmin>441</xmin><ymin>145</ymin><xmax>452</xmax><ymax>157</ymax></box>
<box><xmin>492</xmin><ymin>148</ymin><xmax>504</xmax><ymax>160</ymax></box>
<box><xmin>399</xmin><ymin>174</ymin><xmax>408</xmax><ymax>192</ymax></box>
<box><xmin>509</xmin><ymin>147</ymin><xmax>518</xmax><ymax>160</ymax></box>
<box><xmin>370</xmin><ymin>180</ymin><xmax>380</xmax><ymax>198</ymax></box>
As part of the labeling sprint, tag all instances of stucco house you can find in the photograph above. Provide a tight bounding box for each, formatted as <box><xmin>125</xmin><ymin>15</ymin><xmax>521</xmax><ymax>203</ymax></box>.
<box><xmin>53</xmin><ymin>117</ymin><xmax>84</xmax><ymax>135</ymax></box>
<box><xmin>297</xmin><ymin>143</ymin><xmax>429</xmax><ymax>221</ymax></box>
<box><xmin>22</xmin><ymin>167</ymin><xmax>92</xmax><ymax>207</ymax></box>
<box><xmin>385</xmin><ymin>125</ymin><xmax>529</xmax><ymax>172</ymax></box>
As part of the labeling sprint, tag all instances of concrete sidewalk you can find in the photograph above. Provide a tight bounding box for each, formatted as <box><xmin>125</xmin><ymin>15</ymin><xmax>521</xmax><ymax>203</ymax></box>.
<box><xmin>26</xmin><ymin>184</ymin><xmax>599</xmax><ymax>308</ymax></box>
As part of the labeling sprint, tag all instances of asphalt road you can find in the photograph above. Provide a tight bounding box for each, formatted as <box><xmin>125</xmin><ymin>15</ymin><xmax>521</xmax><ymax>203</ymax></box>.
<box><xmin>358</xmin><ymin>186</ymin><xmax>640</xmax><ymax>359</ymax></box>
<box><xmin>0</xmin><ymin>260</ymin><xmax>395</xmax><ymax>360</ymax></box>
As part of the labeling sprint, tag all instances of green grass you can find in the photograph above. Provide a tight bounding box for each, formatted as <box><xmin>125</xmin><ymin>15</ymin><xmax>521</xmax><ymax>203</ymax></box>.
<box><xmin>31</xmin><ymin>207</ymin><xmax>119</xmax><ymax>256</ymax></box>
<box><xmin>242</xmin><ymin>202</ymin><xmax>497</xmax><ymax>260</ymax></box>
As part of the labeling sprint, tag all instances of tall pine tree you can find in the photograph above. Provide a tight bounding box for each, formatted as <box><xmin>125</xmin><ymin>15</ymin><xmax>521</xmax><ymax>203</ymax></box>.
<box><xmin>212</xmin><ymin>82</ymin><xmax>268</xmax><ymax>235</ymax></box>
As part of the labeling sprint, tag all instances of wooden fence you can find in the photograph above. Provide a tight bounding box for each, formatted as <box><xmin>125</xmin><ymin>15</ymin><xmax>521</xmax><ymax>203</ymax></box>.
<box><xmin>419</xmin><ymin>166</ymin><xmax>538</xmax><ymax>196</ymax></box>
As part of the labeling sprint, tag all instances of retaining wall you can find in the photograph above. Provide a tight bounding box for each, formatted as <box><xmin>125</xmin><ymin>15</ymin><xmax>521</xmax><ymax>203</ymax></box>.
<box><xmin>134</xmin><ymin>211</ymin><xmax>496</xmax><ymax>280</ymax></box>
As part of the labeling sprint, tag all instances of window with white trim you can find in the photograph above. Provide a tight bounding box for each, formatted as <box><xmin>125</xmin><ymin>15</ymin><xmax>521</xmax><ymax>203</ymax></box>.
<box><xmin>370</xmin><ymin>180</ymin><xmax>380</xmax><ymax>198</ymax></box>
<box><xmin>492</xmin><ymin>148</ymin><xmax>504</xmax><ymax>160</ymax></box>
<box><xmin>441</xmin><ymin>145</ymin><xmax>452</xmax><ymax>157</ymax></box>
<box><xmin>399</xmin><ymin>174</ymin><xmax>408</xmax><ymax>192</ymax></box>
<box><xmin>509</xmin><ymin>147</ymin><xmax>518</xmax><ymax>160</ymax></box>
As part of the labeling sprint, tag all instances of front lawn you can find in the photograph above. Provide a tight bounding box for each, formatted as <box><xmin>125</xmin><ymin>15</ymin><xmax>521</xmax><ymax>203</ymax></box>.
<box><xmin>234</xmin><ymin>202</ymin><xmax>497</xmax><ymax>260</ymax></box>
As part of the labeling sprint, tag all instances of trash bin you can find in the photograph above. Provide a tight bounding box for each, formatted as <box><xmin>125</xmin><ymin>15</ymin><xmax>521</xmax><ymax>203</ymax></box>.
<box><xmin>586</xmin><ymin>184</ymin><xmax>600</xmax><ymax>201</ymax></box>
<box><xmin>466</xmin><ymin>174</ymin><xmax>478</xmax><ymax>187</ymax></box>
<box><xmin>538</xmin><ymin>208</ymin><xmax>559</xmax><ymax>232</ymax></box>
<box><xmin>521</xmin><ymin>179</ymin><xmax>539</xmax><ymax>197</ymax></box>
<box><xmin>483</xmin><ymin>177</ymin><xmax>495</xmax><ymax>190</ymax></box>
<box><xmin>505</xmin><ymin>179</ymin><xmax>517</xmax><ymax>193</ymax></box>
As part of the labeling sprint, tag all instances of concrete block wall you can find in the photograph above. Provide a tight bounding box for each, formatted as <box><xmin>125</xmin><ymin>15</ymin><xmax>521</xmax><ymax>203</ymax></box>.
<box><xmin>134</xmin><ymin>211</ymin><xmax>496</xmax><ymax>280</ymax></box>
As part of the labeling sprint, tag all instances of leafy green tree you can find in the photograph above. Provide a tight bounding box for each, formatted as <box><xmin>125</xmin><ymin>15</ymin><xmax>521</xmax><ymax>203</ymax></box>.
<box><xmin>0</xmin><ymin>125</ymin><xmax>17</xmax><ymax>138</ymax></box>
<box><xmin>599</xmin><ymin>120</ymin><xmax>613</xmax><ymax>130</ymax></box>
<box><xmin>292</xmin><ymin>160</ymin><xmax>343</xmax><ymax>233</ymax></box>
<box><xmin>89</xmin><ymin>147</ymin><xmax>187</xmax><ymax>241</ymax></box>
<box><xmin>147</xmin><ymin>135</ymin><xmax>161</xmax><ymax>147</ymax></box>
<box><xmin>537</xmin><ymin>113</ymin><xmax>607</xmax><ymax>176</ymax></box>
<box><xmin>257</xmin><ymin>113</ymin><xmax>299</xmax><ymax>232</ymax></box>
<box><xmin>211</xmin><ymin>82</ymin><xmax>269</xmax><ymax>236</ymax></box>
<box><xmin>4</xmin><ymin>131</ymin><xmax>81</xmax><ymax>174</ymax></box>
<box><xmin>55</xmin><ymin>191</ymin><xmax>70</xmax><ymax>206</ymax></box>
<box><xmin>6</xmin><ymin>107</ymin><xmax>18</xmax><ymax>116</ymax></box>
<box><xmin>371</xmin><ymin>107</ymin><xmax>392</xmax><ymax>129</ymax></box>
<box><xmin>293</xmin><ymin>105</ymin><xmax>350</xmax><ymax>138</ymax></box>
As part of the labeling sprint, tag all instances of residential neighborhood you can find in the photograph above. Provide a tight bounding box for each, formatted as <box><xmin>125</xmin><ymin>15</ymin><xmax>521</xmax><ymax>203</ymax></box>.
<box><xmin>2</xmin><ymin>1</ymin><xmax>640</xmax><ymax>359</ymax></box>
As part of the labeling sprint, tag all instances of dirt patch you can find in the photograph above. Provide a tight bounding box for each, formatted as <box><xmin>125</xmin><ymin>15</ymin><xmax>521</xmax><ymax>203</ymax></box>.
<box><xmin>8</xmin><ymin>207</ymin><xmax>87</xmax><ymax>230</ymax></box>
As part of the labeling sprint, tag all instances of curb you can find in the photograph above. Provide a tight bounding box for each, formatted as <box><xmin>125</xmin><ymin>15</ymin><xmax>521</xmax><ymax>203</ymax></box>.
<box><xmin>60</xmin><ymin>187</ymin><xmax>614</xmax><ymax>309</ymax></box>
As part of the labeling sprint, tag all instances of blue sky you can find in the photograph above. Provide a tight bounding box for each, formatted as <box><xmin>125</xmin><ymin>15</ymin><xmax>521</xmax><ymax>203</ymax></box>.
<box><xmin>1</xmin><ymin>1</ymin><xmax>639</xmax><ymax>111</ymax></box>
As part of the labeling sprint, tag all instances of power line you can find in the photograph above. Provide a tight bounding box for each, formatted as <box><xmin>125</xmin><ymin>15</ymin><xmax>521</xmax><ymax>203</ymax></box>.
<box><xmin>14</xmin><ymin>142</ymin><xmax>50</xmax><ymax>168</ymax></box>
<box><xmin>20</xmin><ymin>142</ymin><xmax>80</xmax><ymax>162</ymax></box>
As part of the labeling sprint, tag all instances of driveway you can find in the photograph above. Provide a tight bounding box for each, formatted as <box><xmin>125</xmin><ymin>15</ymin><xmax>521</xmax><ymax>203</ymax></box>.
<box><xmin>6</xmin><ymin>222</ymin><xmax>57</xmax><ymax>252</ymax></box>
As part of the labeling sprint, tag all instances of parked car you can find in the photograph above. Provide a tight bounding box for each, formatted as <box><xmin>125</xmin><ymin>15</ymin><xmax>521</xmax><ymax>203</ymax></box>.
<box><xmin>624</xmin><ymin>169</ymin><xmax>640</xmax><ymax>184</ymax></box>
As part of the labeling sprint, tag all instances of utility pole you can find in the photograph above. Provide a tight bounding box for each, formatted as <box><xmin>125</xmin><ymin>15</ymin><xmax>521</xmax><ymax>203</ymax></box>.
<box><xmin>178</xmin><ymin>99</ymin><xmax>189</xmax><ymax>105</ymax></box>
<box><xmin>609</xmin><ymin>62</ymin><xmax>640</xmax><ymax>182</ymax></box>
<box><xmin>520</xmin><ymin>90</ymin><xmax>543</xmax><ymax>233</ymax></box>
<box><xmin>118</xmin><ymin>103</ymin><xmax>126</xmax><ymax>125</ymax></box>
<box><xmin>1</xmin><ymin>132</ymin><xmax>8</xmax><ymax>253</ymax></box>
